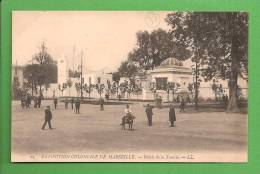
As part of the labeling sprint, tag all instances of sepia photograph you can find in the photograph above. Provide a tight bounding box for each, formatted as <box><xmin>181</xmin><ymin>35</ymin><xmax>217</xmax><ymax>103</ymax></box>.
<box><xmin>11</xmin><ymin>11</ymin><xmax>248</xmax><ymax>162</ymax></box>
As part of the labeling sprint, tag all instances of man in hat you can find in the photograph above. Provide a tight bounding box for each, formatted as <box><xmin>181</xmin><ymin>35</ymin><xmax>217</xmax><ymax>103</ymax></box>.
<box><xmin>75</xmin><ymin>98</ymin><xmax>81</xmax><ymax>114</ymax></box>
<box><xmin>42</xmin><ymin>106</ymin><xmax>53</xmax><ymax>130</ymax></box>
<box><xmin>169</xmin><ymin>104</ymin><xmax>176</xmax><ymax>127</ymax></box>
<box><xmin>145</xmin><ymin>104</ymin><xmax>153</xmax><ymax>126</ymax></box>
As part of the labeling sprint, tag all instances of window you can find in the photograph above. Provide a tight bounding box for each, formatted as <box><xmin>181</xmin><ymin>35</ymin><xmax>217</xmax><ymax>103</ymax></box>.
<box><xmin>155</xmin><ymin>77</ymin><xmax>167</xmax><ymax>90</ymax></box>
<box><xmin>97</xmin><ymin>77</ymin><xmax>101</xmax><ymax>84</ymax></box>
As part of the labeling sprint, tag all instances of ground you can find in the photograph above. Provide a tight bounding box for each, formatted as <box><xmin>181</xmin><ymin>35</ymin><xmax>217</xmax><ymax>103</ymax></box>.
<box><xmin>11</xmin><ymin>100</ymin><xmax>247</xmax><ymax>162</ymax></box>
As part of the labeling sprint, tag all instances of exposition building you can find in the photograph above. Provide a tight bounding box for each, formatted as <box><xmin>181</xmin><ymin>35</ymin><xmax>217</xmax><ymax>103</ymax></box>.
<box><xmin>12</xmin><ymin>57</ymin><xmax>248</xmax><ymax>101</ymax></box>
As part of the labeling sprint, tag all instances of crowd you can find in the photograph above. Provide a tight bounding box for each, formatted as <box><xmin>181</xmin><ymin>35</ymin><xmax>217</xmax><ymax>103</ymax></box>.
<box><xmin>20</xmin><ymin>94</ymin><xmax>186</xmax><ymax>131</ymax></box>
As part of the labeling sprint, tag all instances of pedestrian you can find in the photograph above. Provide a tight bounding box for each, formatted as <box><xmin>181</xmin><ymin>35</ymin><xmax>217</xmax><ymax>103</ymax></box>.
<box><xmin>145</xmin><ymin>104</ymin><xmax>153</xmax><ymax>126</ymax></box>
<box><xmin>71</xmin><ymin>98</ymin><xmax>74</xmax><ymax>109</ymax></box>
<box><xmin>37</xmin><ymin>96</ymin><xmax>42</xmax><ymax>108</ymax></box>
<box><xmin>33</xmin><ymin>97</ymin><xmax>37</xmax><ymax>108</ymax></box>
<box><xmin>53</xmin><ymin>97</ymin><xmax>58</xmax><ymax>109</ymax></box>
<box><xmin>26</xmin><ymin>95</ymin><xmax>31</xmax><ymax>109</ymax></box>
<box><xmin>169</xmin><ymin>104</ymin><xmax>176</xmax><ymax>127</ymax></box>
<box><xmin>42</xmin><ymin>106</ymin><xmax>53</xmax><ymax>130</ymax></box>
<box><xmin>65</xmin><ymin>98</ymin><xmax>68</xmax><ymax>109</ymax></box>
<box><xmin>100</xmin><ymin>98</ymin><xmax>104</xmax><ymax>111</ymax></box>
<box><xmin>180</xmin><ymin>98</ymin><xmax>185</xmax><ymax>112</ymax></box>
<box><xmin>75</xmin><ymin>98</ymin><xmax>81</xmax><ymax>114</ymax></box>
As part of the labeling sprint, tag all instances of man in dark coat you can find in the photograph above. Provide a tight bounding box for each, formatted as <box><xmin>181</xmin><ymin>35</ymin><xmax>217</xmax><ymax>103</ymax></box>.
<box><xmin>75</xmin><ymin>98</ymin><xmax>81</xmax><ymax>114</ymax></box>
<box><xmin>71</xmin><ymin>98</ymin><xmax>74</xmax><ymax>109</ymax></box>
<box><xmin>33</xmin><ymin>97</ymin><xmax>37</xmax><ymax>108</ymax></box>
<box><xmin>42</xmin><ymin>106</ymin><xmax>53</xmax><ymax>130</ymax></box>
<box><xmin>53</xmin><ymin>98</ymin><xmax>58</xmax><ymax>109</ymax></box>
<box><xmin>100</xmin><ymin>98</ymin><xmax>104</xmax><ymax>111</ymax></box>
<box><xmin>26</xmin><ymin>95</ymin><xmax>31</xmax><ymax>109</ymax></box>
<box><xmin>145</xmin><ymin>104</ymin><xmax>153</xmax><ymax>126</ymax></box>
<box><xmin>180</xmin><ymin>98</ymin><xmax>185</xmax><ymax>112</ymax></box>
<box><xmin>37</xmin><ymin>96</ymin><xmax>42</xmax><ymax>108</ymax></box>
<box><xmin>64</xmin><ymin>98</ymin><xmax>68</xmax><ymax>109</ymax></box>
<box><xmin>169</xmin><ymin>104</ymin><xmax>176</xmax><ymax>127</ymax></box>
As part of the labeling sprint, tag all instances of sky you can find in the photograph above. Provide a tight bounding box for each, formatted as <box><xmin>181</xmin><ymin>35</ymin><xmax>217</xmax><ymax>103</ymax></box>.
<box><xmin>12</xmin><ymin>11</ymin><xmax>172</xmax><ymax>71</ymax></box>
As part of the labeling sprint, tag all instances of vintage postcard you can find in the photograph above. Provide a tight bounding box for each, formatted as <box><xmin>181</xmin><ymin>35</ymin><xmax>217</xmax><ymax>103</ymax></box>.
<box><xmin>11</xmin><ymin>11</ymin><xmax>248</xmax><ymax>162</ymax></box>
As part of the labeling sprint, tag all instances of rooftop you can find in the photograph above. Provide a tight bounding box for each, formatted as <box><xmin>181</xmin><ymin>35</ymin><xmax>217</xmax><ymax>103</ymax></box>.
<box><xmin>149</xmin><ymin>58</ymin><xmax>192</xmax><ymax>74</ymax></box>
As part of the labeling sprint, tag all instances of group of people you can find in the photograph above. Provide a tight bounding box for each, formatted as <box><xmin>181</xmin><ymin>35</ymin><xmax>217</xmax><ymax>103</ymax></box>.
<box><xmin>21</xmin><ymin>95</ymin><xmax>42</xmax><ymax>109</ymax></box>
<box><xmin>145</xmin><ymin>104</ymin><xmax>176</xmax><ymax>127</ymax></box>
<box><xmin>41</xmin><ymin>96</ymin><xmax>185</xmax><ymax>130</ymax></box>
<box><xmin>42</xmin><ymin>97</ymin><xmax>82</xmax><ymax>130</ymax></box>
<box><xmin>54</xmin><ymin>97</ymin><xmax>81</xmax><ymax>114</ymax></box>
<box><xmin>33</xmin><ymin>96</ymin><xmax>42</xmax><ymax>108</ymax></box>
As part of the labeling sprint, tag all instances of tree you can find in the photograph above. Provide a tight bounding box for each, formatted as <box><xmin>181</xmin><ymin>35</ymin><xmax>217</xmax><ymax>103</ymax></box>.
<box><xmin>117</xmin><ymin>60</ymin><xmax>138</xmax><ymax>79</ymax></box>
<box><xmin>75</xmin><ymin>82</ymin><xmax>81</xmax><ymax>96</ymax></box>
<box><xmin>95</xmin><ymin>84</ymin><xmax>105</xmax><ymax>99</ymax></box>
<box><xmin>112</xmin><ymin>72</ymin><xmax>121</xmax><ymax>83</ymax></box>
<box><xmin>166</xmin><ymin>12</ymin><xmax>248</xmax><ymax>112</ymax></box>
<box><xmin>133</xmin><ymin>82</ymin><xmax>142</xmax><ymax>99</ymax></box>
<box><xmin>58</xmin><ymin>83</ymin><xmax>67</xmax><ymax>96</ymax></box>
<box><xmin>83</xmin><ymin>84</ymin><xmax>94</xmax><ymax>99</ymax></box>
<box><xmin>24</xmin><ymin>42</ymin><xmax>57</xmax><ymax>96</ymax></box>
<box><xmin>128</xmin><ymin>29</ymin><xmax>190</xmax><ymax>70</ymax></box>
<box><xmin>32</xmin><ymin>42</ymin><xmax>54</xmax><ymax>65</ymax></box>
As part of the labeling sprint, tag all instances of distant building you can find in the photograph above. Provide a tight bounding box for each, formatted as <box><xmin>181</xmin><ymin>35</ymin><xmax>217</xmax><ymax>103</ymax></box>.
<box><xmin>56</xmin><ymin>57</ymin><xmax>113</xmax><ymax>97</ymax></box>
<box><xmin>120</xmin><ymin>57</ymin><xmax>248</xmax><ymax>101</ymax></box>
<box><xmin>12</xmin><ymin>65</ymin><xmax>24</xmax><ymax>87</ymax></box>
<box><xmin>148</xmin><ymin>58</ymin><xmax>192</xmax><ymax>92</ymax></box>
<box><xmin>141</xmin><ymin>58</ymin><xmax>193</xmax><ymax>101</ymax></box>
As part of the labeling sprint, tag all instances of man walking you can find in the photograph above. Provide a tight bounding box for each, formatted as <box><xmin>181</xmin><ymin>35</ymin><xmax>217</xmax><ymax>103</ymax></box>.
<box><xmin>75</xmin><ymin>98</ymin><xmax>80</xmax><ymax>114</ymax></box>
<box><xmin>169</xmin><ymin>104</ymin><xmax>176</xmax><ymax>127</ymax></box>
<box><xmin>145</xmin><ymin>104</ymin><xmax>153</xmax><ymax>126</ymax></box>
<box><xmin>42</xmin><ymin>106</ymin><xmax>53</xmax><ymax>130</ymax></box>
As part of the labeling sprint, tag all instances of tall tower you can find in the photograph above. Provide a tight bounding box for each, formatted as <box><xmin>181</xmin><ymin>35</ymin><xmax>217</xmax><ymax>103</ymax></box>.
<box><xmin>58</xmin><ymin>56</ymin><xmax>68</xmax><ymax>85</ymax></box>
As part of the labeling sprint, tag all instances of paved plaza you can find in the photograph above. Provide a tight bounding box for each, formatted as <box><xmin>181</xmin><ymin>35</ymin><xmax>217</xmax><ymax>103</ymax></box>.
<box><xmin>11</xmin><ymin>100</ymin><xmax>247</xmax><ymax>162</ymax></box>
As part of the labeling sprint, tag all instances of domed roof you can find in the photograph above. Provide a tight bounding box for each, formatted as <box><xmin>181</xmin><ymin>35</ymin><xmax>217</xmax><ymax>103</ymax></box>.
<box><xmin>160</xmin><ymin>58</ymin><xmax>183</xmax><ymax>67</ymax></box>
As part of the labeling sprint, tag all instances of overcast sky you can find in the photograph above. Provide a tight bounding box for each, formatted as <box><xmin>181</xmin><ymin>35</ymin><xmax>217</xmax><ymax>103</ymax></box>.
<box><xmin>12</xmin><ymin>11</ymin><xmax>171</xmax><ymax>71</ymax></box>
